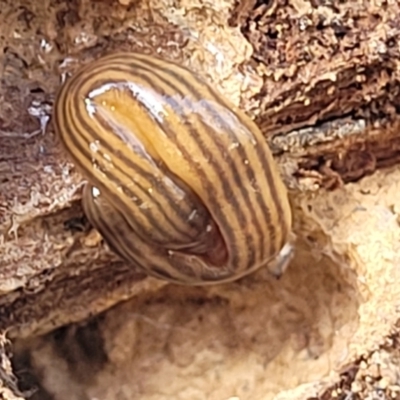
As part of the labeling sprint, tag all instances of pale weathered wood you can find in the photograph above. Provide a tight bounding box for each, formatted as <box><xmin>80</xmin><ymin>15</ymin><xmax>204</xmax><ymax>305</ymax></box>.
<box><xmin>1</xmin><ymin>0</ymin><xmax>400</xmax><ymax>399</ymax></box>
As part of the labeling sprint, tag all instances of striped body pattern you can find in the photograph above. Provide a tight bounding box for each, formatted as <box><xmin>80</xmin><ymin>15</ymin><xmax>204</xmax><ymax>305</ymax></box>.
<box><xmin>53</xmin><ymin>52</ymin><xmax>293</xmax><ymax>285</ymax></box>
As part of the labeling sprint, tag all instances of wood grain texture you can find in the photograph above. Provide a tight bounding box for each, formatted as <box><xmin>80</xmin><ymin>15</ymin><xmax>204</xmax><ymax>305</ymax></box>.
<box><xmin>0</xmin><ymin>0</ymin><xmax>397</xmax><ymax>333</ymax></box>
<box><xmin>1</xmin><ymin>1</ymin><xmax>400</xmax><ymax>399</ymax></box>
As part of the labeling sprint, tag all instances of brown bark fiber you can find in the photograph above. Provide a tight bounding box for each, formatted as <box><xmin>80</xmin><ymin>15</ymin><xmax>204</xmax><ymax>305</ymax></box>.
<box><xmin>1</xmin><ymin>0</ymin><xmax>400</xmax><ymax>399</ymax></box>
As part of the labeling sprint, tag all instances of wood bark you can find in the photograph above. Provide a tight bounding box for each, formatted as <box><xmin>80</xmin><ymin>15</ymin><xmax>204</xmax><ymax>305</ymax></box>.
<box><xmin>1</xmin><ymin>0</ymin><xmax>400</xmax><ymax>399</ymax></box>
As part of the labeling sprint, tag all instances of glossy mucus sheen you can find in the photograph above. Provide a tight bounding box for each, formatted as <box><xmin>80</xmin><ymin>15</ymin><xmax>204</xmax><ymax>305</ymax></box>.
<box><xmin>53</xmin><ymin>52</ymin><xmax>292</xmax><ymax>285</ymax></box>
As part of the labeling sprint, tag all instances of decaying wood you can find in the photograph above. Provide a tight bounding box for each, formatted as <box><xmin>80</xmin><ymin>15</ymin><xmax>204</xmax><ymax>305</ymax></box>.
<box><xmin>2</xmin><ymin>0</ymin><xmax>400</xmax><ymax>399</ymax></box>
